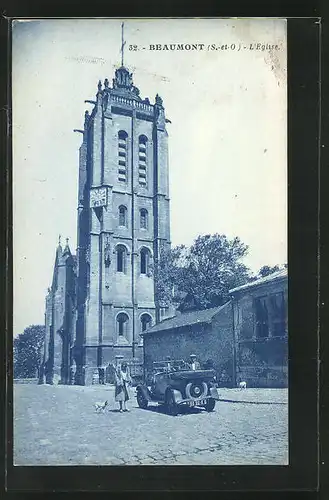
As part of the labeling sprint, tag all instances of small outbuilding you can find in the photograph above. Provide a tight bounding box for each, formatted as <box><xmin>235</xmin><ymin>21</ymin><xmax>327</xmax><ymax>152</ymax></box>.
<box><xmin>142</xmin><ymin>302</ymin><xmax>235</xmax><ymax>386</ymax></box>
<box><xmin>142</xmin><ymin>269</ymin><xmax>288</xmax><ymax>388</ymax></box>
<box><xmin>230</xmin><ymin>269</ymin><xmax>288</xmax><ymax>387</ymax></box>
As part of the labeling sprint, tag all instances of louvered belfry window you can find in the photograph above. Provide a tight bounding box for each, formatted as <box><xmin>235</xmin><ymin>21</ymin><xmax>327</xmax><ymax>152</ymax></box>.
<box><xmin>118</xmin><ymin>131</ymin><xmax>128</xmax><ymax>182</ymax></box>
<box><xmin>138</xmin><ymin>135</ymin><xmax>147</xmax><ymax>186</ymax></box>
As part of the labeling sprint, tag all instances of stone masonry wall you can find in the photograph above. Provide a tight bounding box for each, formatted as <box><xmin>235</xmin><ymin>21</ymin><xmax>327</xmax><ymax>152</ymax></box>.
<box><xmin>144</xmin><ymin>302</ymin><xmax>234</xmax><ymax>385</ymax></box>
<box><xmin>232</xmin><ymin>277</ymin><xmax>288</xmax><ymax>388</ymax></box>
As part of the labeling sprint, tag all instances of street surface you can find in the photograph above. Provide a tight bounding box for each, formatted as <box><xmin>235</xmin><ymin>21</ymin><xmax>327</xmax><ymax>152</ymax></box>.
<box><xmin>14</xmin><ymin>384</ymin><xmax>288</xmax><ymax>466</ymax></box>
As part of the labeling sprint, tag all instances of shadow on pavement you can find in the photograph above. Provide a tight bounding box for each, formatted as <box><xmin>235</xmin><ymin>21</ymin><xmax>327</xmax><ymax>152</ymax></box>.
<box><xmin>131</xmin><ymin>403</ymin><xmax>208</xmax><ymax>416</ymax></box>
<box><xmin>218</xmin><ymin>398</ymin><xmax>287</xmax><ymax>405</ymax></box>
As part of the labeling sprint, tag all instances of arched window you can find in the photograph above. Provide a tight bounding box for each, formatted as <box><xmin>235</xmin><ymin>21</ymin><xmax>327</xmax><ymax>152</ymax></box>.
<box><xmin>117</xmin><ymin>312</ymin><xmax>129</xmax><ymax>337</ymax></box>
<box><xmin>138</xmin><ymin>135</ymin><xmax>147</xmax><ymax>186</ymax></box>
<box><xmin>140</xmin><ymin>313</ymin><xmax>152</xmax><ymax>332</ymax></box>
<box><xmin>118</xmin><ymin>205</ymin><xmax>127</xmax><ymax>227</ymax></box>
<box><xmin>140</xmin><ymin>208</ymin><xmax>148</xmax><ymax>230</ymax></box>
<box><xmin>116</xmin><ymin>245</ymin><xmax>127</xmax><ymax>273</ymax></box>
<box><xmin>118</xmin><ymin>131</ymin><xmax>128</xmax><ymax>182</ymax></box>
<box><xmin>140</xmin><ymin>247</ymin><xmax>151</xmax><ymax>275</ymax></box>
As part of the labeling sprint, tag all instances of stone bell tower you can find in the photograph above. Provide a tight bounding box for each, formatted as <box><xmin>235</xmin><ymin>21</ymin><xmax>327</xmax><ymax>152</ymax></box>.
<box><xmin>73</xmin><ymin>59</ymin><xmax>173</xmax><ymax>384</ymax></box>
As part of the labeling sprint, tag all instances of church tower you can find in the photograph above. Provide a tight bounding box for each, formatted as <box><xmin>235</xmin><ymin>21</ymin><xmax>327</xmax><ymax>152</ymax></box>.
<box><xmin>73</xmin><ymin>36</ymin><xmax>172</xmax><ymax>384</ymax></box>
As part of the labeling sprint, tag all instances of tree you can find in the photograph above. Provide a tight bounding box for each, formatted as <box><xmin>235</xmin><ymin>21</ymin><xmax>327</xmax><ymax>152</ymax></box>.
<box><xmin>258</xmin><ymin>264</ymin><xmax>281</xmax><ymax>277</ymax></box>
<box><xmin>155</xmin><ymin>243</ymin><xmax>186</xmax><ymax>307</ymax></box>
<box><xmin>157</xmin><ymin>234</ymin><xmax>251</xmax><ymax>311</ymax></box>
<box><xmin>13</xmin><ymin>325</ymin><xmax>45</xmax><ymax>379</ymax></box>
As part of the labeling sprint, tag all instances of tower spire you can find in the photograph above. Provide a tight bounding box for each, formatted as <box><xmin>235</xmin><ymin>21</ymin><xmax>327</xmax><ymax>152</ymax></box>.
<box><xmin>120</xmin><ymin>22</ymin><xmax>126</xmax><ymax>67</ymax></box>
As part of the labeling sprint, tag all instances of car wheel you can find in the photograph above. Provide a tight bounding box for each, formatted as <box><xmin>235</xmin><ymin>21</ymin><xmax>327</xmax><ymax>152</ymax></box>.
<box><xmin>185</xmin><ymin>381</ymin><xmax>208</xmax><ymax>400</ymax></box>
<box><xmin>165</xmin><ymin>389</ymin><xmax>179</xmax><ymax>416</ymax></box>
<box><xmin>205</xmin><ymin>398</ymin><xmax>216</xmax><ymax>412</ymax></box>
<box><xmin>136</xmin><ymin>388</ymin><xmax>149</xmax><ymax>409</ymax></box>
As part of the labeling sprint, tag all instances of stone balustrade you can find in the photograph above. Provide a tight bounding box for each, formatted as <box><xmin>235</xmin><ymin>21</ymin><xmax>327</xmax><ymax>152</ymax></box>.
<box><xmin>111</xmin><ymin>94</ymin><xmax>153</xmax><ymax>112</ymax></box>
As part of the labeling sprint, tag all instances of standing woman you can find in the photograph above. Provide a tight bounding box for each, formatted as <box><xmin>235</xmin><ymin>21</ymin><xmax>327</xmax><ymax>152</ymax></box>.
<box><xmin>114</xmin><ymin>362</ymin><xmax>132</xmax><ymax>412</ymax></box>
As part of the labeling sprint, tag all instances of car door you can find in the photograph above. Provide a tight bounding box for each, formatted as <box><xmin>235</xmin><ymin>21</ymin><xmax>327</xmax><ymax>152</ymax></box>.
<box><xmin>154</xmin><ymin>372</ymin><xmax>170</xmax><ymax>399</ymax></box>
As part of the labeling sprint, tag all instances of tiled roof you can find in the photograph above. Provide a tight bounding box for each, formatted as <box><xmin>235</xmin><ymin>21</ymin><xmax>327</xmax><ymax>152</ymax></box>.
<box><xmin>229</xmin><ymin>268</ymin><xmax>287</xmax><ymax>294</ymax></box>
<box><xmin>143</xmin><ymin>303</ymin><xmax>229</xmax><ymax>334</ymax></box>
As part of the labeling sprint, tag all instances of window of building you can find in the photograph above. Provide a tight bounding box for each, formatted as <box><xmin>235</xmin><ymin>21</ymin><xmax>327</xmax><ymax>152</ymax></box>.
<box><xmin>116</xmin><ymin>245</ymin><xmax>127</xmax><ymax>273</ymax></box>
<box><xmin>254</xmin><ymin>292</ymin><xmax>287</xmax><ymax>339</ymax></box>
<box><xmin>118</xmin><ymin>131</ymin><xmax>128</xmax><ymax>182</ymax></box>
<box><xmin>140</xmin><ymin>313</ymin><xmax>152</xmax><ymax>332</ymax></box>
<box><xmin>254</xmin><ymin>297</ymin><xmax>269</xmax><ymax>338</ymax></box>
<box><xmin>140</xmin><ymin>208</ymin><xmax>148</xmax><ymax>230</ymax></box>
<box><xmin>118</xmin><ymin>205</ymin><xmax>127</xmax><ymax>227</ymax></box>
<box><xmin>117</xmin><ymin>312</ymin><xmax>129</xmax><ymax>336</ymax></box>
<box><xmin>138</xmin><ymin>135</ymin><xmax>147</xmax><ymax>186</ymax></box>
<box><xmin>269</xmin><ymin>292</ymin><xmax>286</xmax><ymax>336</ymax></box>
<box><xmin>140</xmin><ymin>247</ymin><xmax>151</xmax><ymax>275</ymax></box>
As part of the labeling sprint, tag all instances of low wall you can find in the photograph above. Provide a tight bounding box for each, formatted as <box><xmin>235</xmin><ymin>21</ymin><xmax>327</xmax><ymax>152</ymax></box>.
<box><xmin>14</xmin><ymin>378</ymin><xmax>39</xmax><ymax>384</ymax></box>
<box><xmin>237</xmin><ymin>366</ymin><xmax>288</xmax><ymax>388</ymax></box>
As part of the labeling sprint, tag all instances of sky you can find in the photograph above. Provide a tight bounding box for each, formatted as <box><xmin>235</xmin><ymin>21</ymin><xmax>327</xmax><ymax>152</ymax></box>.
<box><xmin>12</xmin><ymin>18</ymin><xmax>287</xmax><ymax>335</ymax></box>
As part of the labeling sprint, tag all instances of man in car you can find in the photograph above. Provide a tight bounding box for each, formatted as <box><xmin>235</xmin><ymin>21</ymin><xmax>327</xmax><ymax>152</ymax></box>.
<box><xmin>165</xmin><ymin>355</ymin><xmax>172</xmax><ymax>372</ymax></box>
<box><xmin>188</xmin><ymin>354</ymin><xmax>201</xmax><ymax>371</ymax></box>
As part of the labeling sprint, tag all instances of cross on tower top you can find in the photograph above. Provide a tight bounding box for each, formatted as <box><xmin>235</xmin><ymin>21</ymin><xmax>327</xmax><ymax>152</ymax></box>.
<box><xmin>120</xmin><ymin>22</ymin><xmax>126</xmax><ymax>67</ymax></box>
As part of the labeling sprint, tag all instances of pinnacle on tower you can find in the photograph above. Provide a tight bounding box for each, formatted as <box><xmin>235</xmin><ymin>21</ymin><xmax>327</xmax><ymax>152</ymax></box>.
<box><xmin>56</xmin><ymin>234</ymin><xmax>63</xmax><ymax>256</ymax></box>
<box><xmin>63</xmin><ymin>237</ymin><xmax>71</xmax><ymax>256</ymax></box>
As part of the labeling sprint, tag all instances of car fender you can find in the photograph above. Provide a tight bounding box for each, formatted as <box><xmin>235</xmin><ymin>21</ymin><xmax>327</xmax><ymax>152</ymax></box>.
<box><xmin>209</xmin><ymin>386</ymin><xmax>220</xmax><ymax>400</ymax></box>
<box><xmin>170</xmin><ymin>388</ymin><xmax>183</xmax><ymax>404</ymax></box>
<box><xmin>136</xmin><ymin>384</ymin><xmax>152</xmax><ymax>402</ymax></box>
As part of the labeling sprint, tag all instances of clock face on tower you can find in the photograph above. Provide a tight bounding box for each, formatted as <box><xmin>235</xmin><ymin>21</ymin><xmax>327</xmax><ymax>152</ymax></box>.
<box><xmin>90</xmin><ymin>187</ymin><xmax>108</xmax><ymax>208</ymax></box>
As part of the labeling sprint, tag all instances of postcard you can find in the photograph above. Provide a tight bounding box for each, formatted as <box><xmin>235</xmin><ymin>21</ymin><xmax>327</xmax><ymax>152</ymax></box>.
<box><xmin>12</xmin><ymin>18</ymin><xmax>288</xmax><ymax>466</ymax></box>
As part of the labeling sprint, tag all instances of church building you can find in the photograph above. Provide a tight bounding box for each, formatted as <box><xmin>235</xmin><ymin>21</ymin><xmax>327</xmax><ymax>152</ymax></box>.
<box><xmin>41</xmin><ymin>54</ymin><xmax>173</xmax><ymax>384</ymax></box>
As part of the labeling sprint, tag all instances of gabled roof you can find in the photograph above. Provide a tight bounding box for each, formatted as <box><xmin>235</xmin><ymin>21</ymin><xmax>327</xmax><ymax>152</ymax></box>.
<box><xmin>143</xmin><ymin>303</ymin><xmax>229</xmax><ymax>335</ymax></box>
<box><xmin>229</xmin><ymin>268</ymin><xmax>287</xmax><ymax>294</ymax></box>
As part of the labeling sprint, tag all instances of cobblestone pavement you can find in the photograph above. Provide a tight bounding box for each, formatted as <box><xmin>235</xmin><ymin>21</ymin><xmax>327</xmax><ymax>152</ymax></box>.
<box><xmin>14</xmin><ymin>385</ymin><xmax>288</xmax><ymax>466</ymax></box>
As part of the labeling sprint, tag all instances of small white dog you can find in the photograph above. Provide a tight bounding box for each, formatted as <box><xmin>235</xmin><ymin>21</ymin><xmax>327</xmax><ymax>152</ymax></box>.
<box><xmin>238</xmin><ymin>381</ymin><xmax>247</xmax><ymax>389</ymax></box>
<box><xmin>94</xmin><ymin>400</ymin><xmax>109</xmax><ymax>413</ymax></box>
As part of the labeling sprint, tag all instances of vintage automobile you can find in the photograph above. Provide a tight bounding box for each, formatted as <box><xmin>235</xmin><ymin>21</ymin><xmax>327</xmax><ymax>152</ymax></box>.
<box><xmin>136</xmin><ymin>360</ymin><xmax>219</xmax><ymax>415</ymax></box>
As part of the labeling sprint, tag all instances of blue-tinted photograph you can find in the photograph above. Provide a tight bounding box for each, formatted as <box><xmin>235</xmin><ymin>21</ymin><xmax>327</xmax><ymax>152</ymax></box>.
<box><xmin>12</xmin><ymin>18</ymin><xmax>288</xmax><ymax>466</ymax></box>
